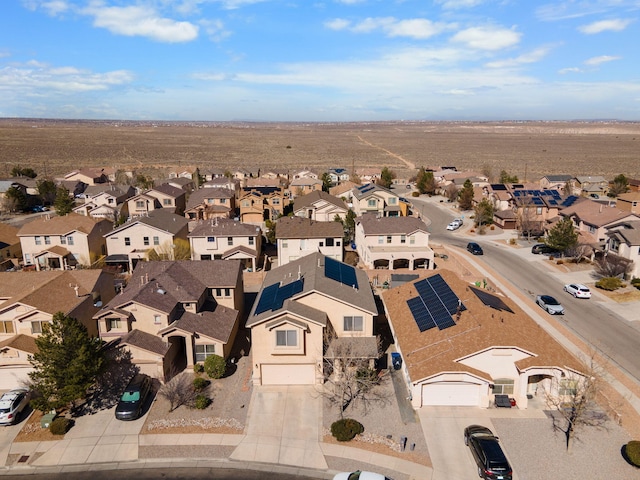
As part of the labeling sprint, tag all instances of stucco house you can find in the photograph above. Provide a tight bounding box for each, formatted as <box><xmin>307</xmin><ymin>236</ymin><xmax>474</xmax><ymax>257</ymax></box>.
<box><xmin>247</xmin><ymin>252</ymin><xmax>378</xmax><ymax>385</ymax></box>
<box><xmin>104</xmin><ymin>210</ymin><xmax>189</xmax><ymax>272</ymax></box>
<box><xmin>539</xmin><ymin>174</ymin><xmax>573</xmax><ymax>193</ymax></box>
<box><xmin>276</xmin><ymin>216</ymin><xmax>344</xmax><ymax>266</ymax></box>
<box><xmin>289</xmin><ymin>177</ymin><xmax>322</xmax><ymax>200</ymax></box>
<box><xmin>0</xmin><ymin>269</ymin><xmax>116</xmax><ymax>389</ymax></box>
<box><xmin>381</xmin><ymin>269</ymin><xmax>584</xmax><ymax>409</ymax></box>
<box><xmin>124</xmin><ymin>192</ymin><xmax>162</xmax><ymax>218</ymax></box>
<box><xmin>351</xmin><ymin>183</ymin><xmax>408</xmax><ymax>217</ymax></box>
<box><xmin>573</xmin><ymin>176</ymin><xmax>609</xmax><ymax>197</ymax></box>
<box><xmin>161</xmin><ymin>177</ymin><xmax>195</xmax><ymax>193</ymax></box>
<box><xmin>146</xmin><ymin>184</ymin><xmax>186</xmax><ymax>215</ymax></box>
<box><xmin>63</xmin><ymin>168</ymin><xmax>109</xmax><ymax>186</ymax></box>
<box><xmin>239</xmin><ymin>188</ymin><xmax>286</xmax><ymax>225</ymax></box>
<box><xmin>93</xmin><ymin>260</ymin><xmax>243</xmax><ymax>380</ymax></box>
<box><xmin>188</xmin><ymin>218</ymin><xmax>262</xmax><ymax>271</ymax></box>
<box><xmin>0</xmin><ymin>222</ymin><xmax>21</xmax><ymax>268</ymax></box>
<box><xmin>604</xmin><ymin>220</ymin><xmax>640</xmax><ymax>279</ymax></box>
<box><xmin>185</xmin><ymin>187</ymin><xmax>236</xmax><ymax>221</ymax></box>
<box><xmin>293</xmin><ymin>190</ymin><xmax>348</xmax><ymax>222</ymax></box>
<box><xmin>18</xmin><ymin>214</ymin><xmax>112</xmax><ymax>270</ymax></box>
<box><xmin>354</xmin><ymin>213</ymin><xmax>434</xmax><ymax>270</ymax></box>
<box><xmin>616</xmin><ymin>192</ymin><xmax>640</xmax><ymax>214</ymax></box>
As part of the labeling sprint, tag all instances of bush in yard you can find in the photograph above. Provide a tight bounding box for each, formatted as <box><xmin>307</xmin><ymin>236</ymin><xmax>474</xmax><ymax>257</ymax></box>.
<box><xmin>624</xmin><ymin>441</ymin><xmax>640</xmax><ymax>467</ymax></box>
<box><xmin>193</xmin><ymin>376</ymin><xmax>208</xmax><ymax>391</ymax></box>
<box><xmin>49</xmin><ymin>417</ymin><xmax>72</xmax><ymax>435</ymax></box>
<box><xmin>193</xmin><ymin>363</ymin><xmax>204</xmax><ymax>374</ymax></box>
<box><xmin>596</xmin><ymin>277</ymin><xmax>624</xmax><ymax>291</ymax></box>
<box><xmin>411</xmin><ymin>191</ymin><xmax>419</xmax><ymax>197</ymax></box>
<box><xmin>631</xmin><ymin>278</ymin><xmax>640</xmax><ymax>290</ymax></box>
<box><xmin>194</xmin><ymin>394</ymin><xmax>211</xmax><ymax>410</ymax></box>
<box><xmin>331</xmin><ymin>418</ymin><xmax>364</xmax><ymax>441</ymax></box>
<box><xmin>204</xmin><ymin>354</ymin><xmax>226</xmax><ymax>379</ymax></box>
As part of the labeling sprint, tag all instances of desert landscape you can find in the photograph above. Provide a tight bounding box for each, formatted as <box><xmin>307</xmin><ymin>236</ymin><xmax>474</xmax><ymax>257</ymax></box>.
<box><xmin>1</xmin><ymin>119</ymin><xmax>639</xmax><ymax>181</ymax></box>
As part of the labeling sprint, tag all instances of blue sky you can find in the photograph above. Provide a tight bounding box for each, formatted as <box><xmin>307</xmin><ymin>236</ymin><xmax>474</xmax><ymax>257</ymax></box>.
<box><xmin>1</xmin><ymin>0</ymin><xmax>639</xmax><ymax>121</ymax></box>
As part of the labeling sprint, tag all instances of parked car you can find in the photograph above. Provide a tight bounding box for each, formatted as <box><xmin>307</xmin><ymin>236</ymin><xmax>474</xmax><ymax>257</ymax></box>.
<box><xmin>115</xmin><ymin>373</ymin><xmax>152</xmax><ymax>421</ymax></box>
<box><xmin>531</xmin><ymin>243</ymin><xmax>559</xmax><ymax>255</ymax></box>
<box><xmin>464</xmin><ymin>425</ymin><xmax>513</xmax><ymax>480</ymax></box>
<box><xmin>447</xmin><ymin>219</ymin><xmax>463</xmax><ymax>231</ymax></box>
<box><xmin>536</xmin><ymin>294</ymin><xmax>565</xmax><ymax>315</ymax></box>
<box><xmin>564</xmin><ymin>283</ymin><xmax>591</xmax><ymax>298</ymax></box>
<box><xmin>0</xmin><ymin>388</ymin><xmax>31</xmax><ymax>425</ymax></box>
<box><xmin>467</xmin><ymin>242</ymin><xmax>483</xmax><ymax>255</ymax></box>
<box><xmin>333</xmin><ymin>471</ymin><xmax>392</xmax><ymax>480</ymax></box>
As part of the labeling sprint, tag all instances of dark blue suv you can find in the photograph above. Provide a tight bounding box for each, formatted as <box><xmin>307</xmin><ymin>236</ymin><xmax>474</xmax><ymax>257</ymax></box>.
<box><xmin>467</xmin><ymin>242</ymin><xmax>483</xmax><ymax>255</ymax></box>
<box><xmin>464</xmin><ymin>425</ymin><xmax>512</xmax><ymax>480</ymax></box>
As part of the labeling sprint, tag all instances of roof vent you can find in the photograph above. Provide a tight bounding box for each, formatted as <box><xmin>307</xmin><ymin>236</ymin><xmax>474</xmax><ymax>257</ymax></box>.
<box><xmin>157</xmin><ymin>288</ymin><xmax>166</xmax><ymax>295</ymax></box>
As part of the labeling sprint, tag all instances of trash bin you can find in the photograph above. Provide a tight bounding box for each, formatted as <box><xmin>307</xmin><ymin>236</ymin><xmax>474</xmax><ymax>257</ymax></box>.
<box><xmin>41</xmin><ymin>412</ymin><xmax>56</xmax><ymax>428</ymax></box>
<box><xmin>391</xmin><ymin>352</ymin><xmax>402</xmax><ymax>370</ymax></box>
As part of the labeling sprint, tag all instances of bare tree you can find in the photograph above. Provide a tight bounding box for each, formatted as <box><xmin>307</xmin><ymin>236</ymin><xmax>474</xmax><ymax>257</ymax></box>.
<box><xmin>516</xmin><ymin>197</ymin><xmax>542</xmax><ymax>240</ymax></box>
<box><xmin>541</xmin><ymin>351</ymin><xmax>608</xmax><ymax>452</ymax></box>
<box><xmin>444</xmin><ymin>184</ymin><xmax>459</xmax><ymax>203</ymax></box>
<box><xmin>565</xmin><ymin>244</ymin><xmax>592</xmax><ymax>264</ymax></box>
<box><xmin>320</xmin><ymin>330</ymin><xmax>391</xmax><ymax>419</ymax></box>
<box><xmin>158</xmin><ymin>372</ymin><xmax>196</xmax><ymax>412</ymax></box>
<box><xmin>595</xmin><ymin>253</ymin><xmax>633</xmax><ymax>278</ymax></box>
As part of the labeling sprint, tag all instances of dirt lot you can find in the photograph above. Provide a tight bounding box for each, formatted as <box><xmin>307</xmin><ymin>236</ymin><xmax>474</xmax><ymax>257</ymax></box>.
<box><xmin>1</xmin><ymin>119</ymin><xmax>639</xmax><ymax>181</ymax></box>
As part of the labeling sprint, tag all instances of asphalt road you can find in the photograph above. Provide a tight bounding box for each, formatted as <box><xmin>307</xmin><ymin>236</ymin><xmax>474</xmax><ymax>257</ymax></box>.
<box><xmin>412</xmin><ymin>195</ymin><xmax>640</xmax><ymax>384</ymax></box>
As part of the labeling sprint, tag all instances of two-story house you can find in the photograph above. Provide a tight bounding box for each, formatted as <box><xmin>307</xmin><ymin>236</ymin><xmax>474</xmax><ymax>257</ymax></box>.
<box><xmin>289</xmin><ymin>177</ymin><xmax>322</xmax><ymax>200</ymax></box>
<box><xmin>93</xmin><ymin>260</ymin><xmax>243</xmax><ymax>380</ymax></box>
<box><xmin>239</xmin><ymin>187</ymin><xmax>287</xmax><ymax>225</ymax></box>
<box><xmin>185</xmin><ymin>187</ymin><xmax>236</xmax><ymax>221</ymax></box>
<box><xmin>0</xmin><ymin>222</ymin><xmax>21</xmax><ymax>269</ymax></box>
<box><xmin>351</xmin><ymin>183</ymin><xmax>407</xmax><ymax>217</ymax></box>
<box><xmin>188</xmin><ymin>218</ymin><xmax>262</xmax><ymax>271</ymax></box>
<box><xmin>73</xmin><ymin>184</ymin><xmax>135</xmax><ymax>221</ymax></box>
<box><xmin>616</xmin><ymin>192</ymin><xmax>640</xmax><ymax>214</ymax></box>
<box><xmin>18</xmin><ymin>214</ymin><xmax>112</xmax><ymax>270</ymax></box>
<box><xmin>573</xmin><ymin>176</ymin><xmax>609</xmax><ymax>197</ymax></box>
<box><xmin>63</xmin><ymin>168</ymin><xmax>109</xmax><ymax>186</ymax></box>
<box><xmin>293</xmin><ymin>190</ymin><xmax>348</xmax><ymax>222</ymax></box>
<box><xmin>146</xmin><ymin>184</ymin><xmax>186</xmax><ymax>215</ymax></box>
<box><xmin>247</xmin><ymin>252</ymin><xmax>378</xmax><ymax>385</ymax></box>
<box><xmin>124</xmin><ymin>192</ymin><xmax>162</xmax><ymax>218</ymax></box>
<box><xmin>604</xmin><ymin>220</ymin><xmax>640</xmax><ymax>279</ymax></box>
<box><xmin>354</xmin><ymin>213</ymin><xmax>434</xmax><ymax>270</ymax></box>
<box><xmin>276</xmin><ymin>216</ymin><xmax>344</xmax><ymax>266</ymax></box>
<box><xmin>0</xmin><ymin>269</ymin><xmax>116</xmax><ymax>389</ymax></box>
<box><xmin>539</xmin><ymin>174</ymin><xmax>573</xmax><ymax>193</ymax></box>
<box><xmin>104</xmin><ymin>210</ymin><xmax>189</xmax><ymax>272</ymax></box>
<box><xmin>327</xmin><ymin>168</ymin><xmax>350</xmax><ymax>184</ymax></box>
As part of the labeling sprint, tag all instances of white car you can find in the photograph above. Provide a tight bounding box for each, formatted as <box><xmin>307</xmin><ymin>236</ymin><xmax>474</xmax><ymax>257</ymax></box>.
<box><xmin>564</xmin><ymin>283</ymin><xmax>591</xmax><ymax>299</ymax></box>
<box><xmin>333</xmin><ymin>472</ymin><xmax>392</xmax><ymax>480</ymax></box>
<box><xmin>0</xmin><ymin>388</ymin><xmax>31</xmax><ymax>425</ymax></box>
<box><xmin>446</xmin><ymin>219</ymin><xmax>463</xmax><ymax>231</ymax></box>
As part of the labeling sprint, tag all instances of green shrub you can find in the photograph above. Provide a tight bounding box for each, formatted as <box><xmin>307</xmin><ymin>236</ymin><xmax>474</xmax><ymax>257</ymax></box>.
<box><xmin>193</xmin><ymin>376</ymin><xmax>208</xmax><ymax>391</ymax></box>
<box><xmin>625</xmin><ymin>441</ymin><xmax>640</xmax><ymax>467</ymax></box>
<box><xmin>596</xmin><ymin>277</ymin><xmax>624</xmax><ymax>291</ymax></box>
<box><xmin>330</xmin><ymin>418</ymin><xmax>364</xmax><ymax>442</ymax></box>
<box><xmin>193</xmin><ymin>363</ymin><xmax>204</xmax><ymax>374</ymax></box>
<box><xmin>204</xmin><ymin>354</ymin><xmax>227</xmax><ymax>379</ymax></box>
<box><xmin>411</xmin><ymin>191</ymin><xmax>419</xmax><ymax>197</ymax></box>
<box><xmin>631</xmin><ymin>278</ymin><xmax>640</xmax><ymax>290</ymax></box>
<box><xmin>49</xmin><ymin>417</ymin><xmax>71</xmax><ymax>435</ymax></box>
<box><xmin>194</xmin><ymin>394</ymin><xmax>211</xmax><ymax>410</ymax></box>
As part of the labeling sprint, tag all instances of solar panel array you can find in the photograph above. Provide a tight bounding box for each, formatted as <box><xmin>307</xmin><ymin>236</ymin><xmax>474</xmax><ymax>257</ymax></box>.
<box><xmin>324</xmin><ymin>257</ymin><xmax>359</xmax><ymax>288</ymax></box>
<box><xmin>406</xmin><ymin>274</ymin><xmax>466</xmax><ymax>332</ymax></box>
<box><xmin>469</xmin><ymin>286</ymin><xmax>514</xmax><ymax>313</ymax></box>
<box><xmin>561</xmin><ymin>195</ymin><xmax>578</xmax><ymax>207</ymax></box>
<box><xmin>512</xmin><ymin>189</ymin><xmax>564</xmax><ymax>207</ymax></box>
<box><xmin>254</xmin><ymin>279</ymin><xmax>304</xmax><ymax>315</ymax></box>
<box><xmin>358</xmin><ymin>184</ymin><xmax>376</xmax><ymax>194</ymax></box>
<box><xmin>490</xmin><ymin>184</ymin><xmax>507</xmax><ymax>191</ymax></box>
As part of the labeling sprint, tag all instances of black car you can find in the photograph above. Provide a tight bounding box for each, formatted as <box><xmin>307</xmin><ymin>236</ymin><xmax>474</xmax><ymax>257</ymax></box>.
<box><xmin>467</xmin><ymin>242</ymin><xmax>483</xmax><ymax>255</ymax></box>
<box><xmin>115</xmin><ymin>373</ymin><xmax>152</xmax><ymax>421</ymax></box>
<box><xmin>464</xmin><ymin>425</ymin><xmax>512</xmax><ymax>480</ymax></box>
<box><xmin>531</xmin><ymin>243</ymin><xmax>559</xmax><ymax>255</ymax></box>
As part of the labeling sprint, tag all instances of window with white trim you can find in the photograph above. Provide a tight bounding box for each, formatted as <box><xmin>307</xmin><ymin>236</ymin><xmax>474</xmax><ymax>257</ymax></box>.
<box><xmin>106</xmin><ymin>318</ymin><xmax>121</xmax><ymax>331</ymax></box>
<box><xmin>559</xmin><ymin>378</ymin><xmax>578</xmax><ymax>396</ymax></box>
<box><xmin>31</xmin><ymin>321</ymin><xmax>46</xmax><ymax>334</ymax></box>
<box><xmin>0</xmin><ymin>320</ymin><xmax>14</xmax><ymax>334</ymax></box>
<box><xmin>195</xmin><ymin>344</ymin><xmax>216</xmax><ymax>362</ymax></box>
<box><xmin>344</xmin><ymin>316</ymin><xmax>364</xmax><ymax>332</ymax></box>
<box><xmin>35</xmin><ymin>236</ymin><xmax>41</xmax><ymax>245</ymax></box>
<box><xmin>276</xmin><ymin>329</ymin><xmax>297</xmax><ymax>347</ymax></box>
<box><xmin>493</xmin><ymin>378</ymin><xmax>514</xmax><ymax>395</ymax></box>
<box><xmin>153</xmin><ymin>314</ymin><xmax>161</xmax><ymax>324</ymax></box>
<box><xmin>67</xmin><ymin>236</ymin><xmax>74</xmax><ymax>246</ymax></box>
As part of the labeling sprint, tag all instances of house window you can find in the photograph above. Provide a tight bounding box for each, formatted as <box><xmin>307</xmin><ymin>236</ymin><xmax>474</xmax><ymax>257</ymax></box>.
<box><xmin>386</xmin><ymin>236</ymin><xmax>392</xmax><ymax>244</ymax></box>
<box><xmin>224</xmin><ymin>288</ymin><xmax>231</xmax><ymax>297</ymax></box>
<box><xmin>125</xmin><ymin>237</ymin><xmax>131</xmax><ymax>246</ymax></box>
<box><xmin>242</xmin><ymin>200</ymin><xmax>250</xmax><ymax>207</ymax></box>
<box><xmin>153</xmin><ymin>236</ymin><xmax>159</xmax><ymax>246</ymax></box>
<box><xmin>163</xmin><ymin>199</ymin><xmax>172</xmax><ymax>206</ymax></box>
<box><xmin>31</xmin><ymin>321</ymin><xmax>46</xmax><ymax>334</ymax></box>
<box><xmin>207</xmin><ymin>198</ymin><xmax>214</xmax><ymax>204</ymax></box>
<box><xmin>326</xmin><ymin>238</ymin><xmax>335</xmax><ymax>247</ymax></box>
<box><xmin>143</xmin><ymin>237</ymin><xmax>150</xmax><ymax>246</ymax></box>
<box><xmin>106</xmin><ymin>318</ymin><xmax>121</xmax><ymax>331</ymax></box>
<box><xmin>227</xmin><ymin>237</ymin><xmax>233</xmax><ymax>246</ymax></box>
<box><xmin>207</xmin><ymin>236</ymin><xmax>215</xmax><ymax>243</ymax></box>
<box><xmin>215</xmin><ymin>288</ymin><xmax>223</xmax><ymax>296</ymax></box>
<box><xmin>136</xmin><ymin>200</ymin><xmax>145</xmax><ymax>209</ymax></box>
<box><xmin>248</xmin><ymin>236</ymin><xmax>254</xmax><ymax>246</ymax></box>
<box><xmin>282</xmin><ymin>240</ymin><xmax>288</xmax><ymax>249</ymax></box>
<box><xmin>108</xmin><ymin>198</ymin><xmax>114</xmax><ymax>204</ymax></box>
<box><xmin>24</xmin><ymin>254</ymin><xmax>31</xmax><ymax>264</ymax></box>
<box><xmin>195</xmin><ymin>344</ymin><xmax>216</xmax><ymax>362</ymax></box>
<box><xmin>60</xmin><ymin>236</ymin><xmax>66</xmax><ymax>244</ymax></box>
<box><xmin>588</xmin><ymin>225</ymin><xmax>596</xmax><ymax>234</ymax></box>
<box><xmin>389</xmin><ymin>197</ymin><xmax>397</xmax><ymax>205</ymax></box>
<box><xmin>153</xmin><ymin>315</ymin><xmax>161</xmax><ymax>324</ymax></box>
<box><xmin>559</xmin><ymin>379</ymin><xmax>578</xmax><ymax>396</ymax></box>
<box><xmin>276</xmin><ymin>329</ymin><xmax>297</xmax><ymax>347</ymax></box>
<box><xmin>44</xmin><ymin>236</ymin><xmax>51</xmax><ymax>245</ymax></box>
<box><xmin>400</xmin><ymin>235</ymin><xmax>406</xmax><ymax>244</ymax></box>
<box><xmin>536</xmin><ymin>207</ymin><xmax>543</xmax><ymax>215</ymax></box>
<box><xmin>272</xmin><ymin>198</ymin><xmax>280</xmax><ymax>205</ymax></box>
<box><xmin>409</xmin><ymin>235</ymin><xmax>415</xmax><ymax>245</ymax></box>
<box><xmin>368</xmin><ymin>199</ymin><xmax>377</xmax><ymax>208</ymax></box>
<box><xmin>67</xmin><ymin>236</ymin><xmax>74</xmax><ymax>246</ymax></box>
<box><xmin>220</xmin><ymin>198</ymin><xmax>227</xmax><ymax>204</ymax></box>
<box><xmin>35</xmin><ymin>236</ymin><xmax>41</xmax><ymax>245</ymax></box>
<box><xmin>0</xmin><ymin>321</ymin><xmax>14</xmax><ymax>334</ymax></box>
<box><xmin>492</xmin><ymin>378</ymin><xmax>514</xmax><ymax>395</ymax></box>
<box><xmin>378</xmin><ymin>236</ymin><xmax>384</xmax><ymax>245</ymax></box>
<box><xmin>344</xmin><ymin>316</ymin><xmax>364</xmax><ymax>332</ymax></box>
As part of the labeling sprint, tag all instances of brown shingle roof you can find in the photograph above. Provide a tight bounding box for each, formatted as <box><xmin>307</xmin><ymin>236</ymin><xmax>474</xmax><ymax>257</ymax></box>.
<box><xmin>188</xmin><ymin>218</ymin><xmax>260</xmax><ymax>238</ymax></box>
<box><xmin>160</xmin><ymin>301</ymin><xmax>238</xmax><ymax>343</ymax></box>
<box><xmin>561</xmin><ymin>198</ymin><xmax>639</xmax><ymax>227</ymax></box>
<box><xmin>0</xmin><ymin>222</ymin><xmax>19</xmax><ymax>247</ymax></box>
<box><xmin>293</xmin><ymin>190</ymin><xmax>347</xmax><ymax>211</ymax></box>
<box><xmin>17</xmin><ymin>213</ymin><xmax>108</xmax><ymax>236</ymax></box>
<box><xmin>120</xmin><ymin>329</ymin><xmax>170</xmax><ymax>356</ymax></box>
<box><xmin>276</xmin><ymin>216</ymin><xmax>343</xmax><ymax>239</ymax></box>
<box><xmin>0</xmin><ymin>334</ymin><xmax>38</xmax><ymax>354</ymax></box>
<box><xmin>356</xmin><ymin>213</ymin><xmax>429</xmax><ymax>235</ymax></box>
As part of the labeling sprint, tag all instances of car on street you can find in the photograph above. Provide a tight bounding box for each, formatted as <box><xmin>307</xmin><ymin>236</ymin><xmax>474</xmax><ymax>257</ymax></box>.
<box><xmin>447</xmin><ymin>219</ymin><xmax>463</xmax><ymax>230</ymax></box>
<box><xmin>333</xmin><ymin>471</ymin><xmax>392</xmax><ymax>480</ymax></box>
<box><xmin>467</xmin><ymin>242</ymin><xmax>483</xmax><ymax>255</ymax></box>
<box><xmin>531</xmin><ymin>243</ymin><xmax>559</xmax><ymax>255</ymax></box>
<box><xmin>0</xmin><ymin>388</ymin><xmax>31</xmax><ymax>425</ymax></box>
<box><xmin>563</xmin><ymin>283</ymin><xmax>591</xmax><ymax>299</ymax></box>
<box><xmin>536</xmin><ymin>294</ymin><xmax>565</xmax><ymax>315</ymax></box>
<box><xmin>115</xmin><ymin>373</ymin><xmax>152</xmax><ymax>421</ymax></box>
<box><xmin>464</xmin><ymin>424</ymin><xmax>513</xmax><ymax>480</ymax></box>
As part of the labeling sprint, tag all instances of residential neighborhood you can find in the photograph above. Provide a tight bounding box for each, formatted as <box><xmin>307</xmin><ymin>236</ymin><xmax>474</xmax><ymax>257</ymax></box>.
<box><xmin>0</xmin><ymin>164</ymin><xmax>639</xmax><ymax>479</ymax></box>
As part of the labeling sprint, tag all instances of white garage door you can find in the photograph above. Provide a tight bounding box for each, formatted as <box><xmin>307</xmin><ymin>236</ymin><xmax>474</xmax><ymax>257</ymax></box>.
<box><xmin>261</xmin><ymin>364</ymin><xmax>316</xmax><ymax>385</ymax></box>
<box><xmin>0</xmin><ymin>367</ymin><xmax>34</xmax><ymax>391</ymax></box>
<box><xmin>421</xmin><ymin>382</ymin><xmax>481</xmax><ymax>407</ymax></box>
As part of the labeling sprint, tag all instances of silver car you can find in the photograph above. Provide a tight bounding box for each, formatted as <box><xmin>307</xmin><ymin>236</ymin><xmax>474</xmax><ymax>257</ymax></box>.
<box><xmin>0</xmin><ymin>388</ymin><xmax>31</xmax><ymax>425</ymax></box>
<box><xmin>536</xmin><ymin>295</ymin><xmax>565</xmax><ymax>315</ymax></box>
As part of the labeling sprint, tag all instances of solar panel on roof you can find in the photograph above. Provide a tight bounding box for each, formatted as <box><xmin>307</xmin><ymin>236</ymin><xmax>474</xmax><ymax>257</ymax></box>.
<box><xmin>407</xmin><ymin>275</ymin><xmax>465</xmax><ymax>332</ymax></box>
<box><xmin>254</xmin><ymin>283</ymin><xmax>280</xmax><ymax>315</ymax></box>
<box><xmin>491</xmin><ymin>184</ymin><xmax>507</xmax><ymax>191</ymax></box>
<box><xmin>470</xmin><ymin>286</ymin><xmax>514</xmax><ymax>313</ymax></box>
<box><xmin>532</xmin><ymin>197</ymin><xmax>544</xmax><ymax>205</ymax></box>
<box><xmin>407</xmin><ymin>297</ymin><xmax>436</xmax><ymax>332</ymax></box>
<box><xmin>562</xmin><ymin>195</ymin><xmax>578</xmax><ymax>207</ymax></box>
<box><xmin>324</xmin><ymin>257</ymin><xmax>359</xmax><ymax>288</ymax></box>
<box><xmin>254</xmin><ymin>279</ymin><xmax>304</xmax><ymax>315</ymax></box>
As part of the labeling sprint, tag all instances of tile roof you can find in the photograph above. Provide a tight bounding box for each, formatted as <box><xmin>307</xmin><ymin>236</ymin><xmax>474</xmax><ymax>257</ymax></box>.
<box><xmin>188</xmin><ymin>218</ymin><xmax>261</xmax><ymax>238</ymax></box>
<box><xmin>560</xmin><ymin>198</ymin><xmax>639</xmax><ymax>227</ymax></box>
<box><xmin>356</xmin><ymin>213</ymin><xmax>428</xmax><ymax>235</ymax></box>
<box><xmin>160</xmin><ymin>301</ymin><xmax>238</xmax><ymax>343</ymax></box>
<box><xmin>0</xmin><ymin>222</ymin><xmax>19</xmax><ymax>247</ymax></box>
<box><xmin>150</xmin><ymin>183</ymin><xmax>184</xmax><ymax>198</ymax></box>
<box><xmin>83</xmin><ymin>184</ymin><xmax>130</xmax><ymax>197</ymax></box>
<box><xmin>381</xmin><ymin>269</ymin><xmax>583</xmax><ymax>383</ymax></box>
<box><xmin>17</xmin><ymin>213</ymin><xmax>110</xmax><ymax>236</ymax></box>
<box><xmin>120</xmin><ymin>329</ymin><xmax>170</xmax><ymax>356</ymax></box>
<box><xmin>0</xmin><ymin>334</ymin><xmax>38</xmax><ymax>354</ymax></box>
<box><xmin>606</xmin><ymin>220</ymin><xmax>640</xmax><ymax>245</ymax></box>
<box><xmin>109</xmin><ymin>209</ymin><xmax>189</xmax><ymax>235</ymax></box>
<box><xmin>293</xmin><ymin>190</ymin><xmax>348</xmax><ymax>211</ymax></box>
<box><xmin>276</xmin><ymin>216</ymin><xmax>344</xmax><ymax>239</ymax></box>
<box><xmin>186</xmin><ymin>187</ymin><xmax>235</xmax><ymax>210</ymax></box>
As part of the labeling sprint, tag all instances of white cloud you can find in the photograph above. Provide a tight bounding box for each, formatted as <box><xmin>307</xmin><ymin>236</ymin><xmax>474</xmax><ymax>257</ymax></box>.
<box><xmin>325</xmin><ymin>16</ymin><xmax>452</xmax><ymax>39</ymax></box>
<box><xmin>209</xmin><ymin>0</ymin><xmax>268</xmax><ymax>9</ymax></box>
<box><xmin>451</xmin><ymin>26</ymin><xmax>521</xmax><ymax>51</ymax></box>
<box><xmin>22</xmin><ymin>0</ymin><xmax>70</xmax><ymax>16</ymax></box>
<box><xmin>434</xmin><ymin>0</ymin><xmax>485</xmax><ymax>9</ymax></box>
<box><xmin>485</xmin><ymin>46</ymin><xmax>553</xmax><ymax>68</ymax></box>
<box><xmin>537</xmin><ymin>1</ymin><xmax>640</xmax><ymax>22</ymax></box>
<box><xmin>199</xmin><ymin>18</ymin><xmax>231</xmax><ymax>42</ymax></box>
<box><xmin>559</xmin><ymin>67</ymin><xmax>582</xmax><ymax>74</ymax></box>
<box><xmin>578</xmin><ymin>18</ymin><xmax>634</xmax><ymax>33</ymax></box>
<box><xmin>584</xmin><ymin>55</ymin><xmax>621</xmax><ymax>66</ymax></box>
<box><xmin>334</xmin><ymin>0</ymin><xmax>366</xmax><ymax>4</ymax></box>
<box><xmin>81</xmin><ymin>2</ymin><xmax>199</xmax><ymax>43</ymax></box>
